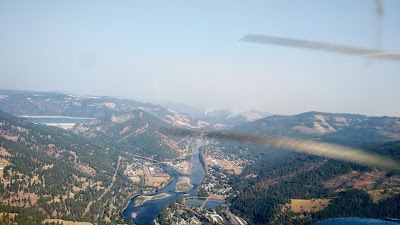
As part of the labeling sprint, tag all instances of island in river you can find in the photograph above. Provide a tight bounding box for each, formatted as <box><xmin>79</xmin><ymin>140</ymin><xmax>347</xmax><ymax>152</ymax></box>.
<box><xmin>175</xmin><ymin>177</ymin><xmax>193</xmax><ymax>192</ymax></box>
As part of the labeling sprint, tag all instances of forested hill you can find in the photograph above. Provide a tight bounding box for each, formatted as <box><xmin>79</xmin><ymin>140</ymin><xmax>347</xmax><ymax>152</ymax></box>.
<box><xmin>0</xmin><ymin>89</ymin><xmax>151</xmax><ymax>118</ymax></box>
<box><xmin>228</xmin><ymin>141</ymin><xmax>400</xmax><ymax>225</ymax></box>
<box><xmin>0</xmin><ymin>109</ymin><xmax>134</xmax><ymax>224</ymax></box>
<box><xmin>73</xmin><ymin>109</ymin><xmax>192</xmax><ymax>160</ymax></box>
<box><xmin>217</xmin><ymin>112</ymin><xmax>400</xmax><ymax>225</ymax></box>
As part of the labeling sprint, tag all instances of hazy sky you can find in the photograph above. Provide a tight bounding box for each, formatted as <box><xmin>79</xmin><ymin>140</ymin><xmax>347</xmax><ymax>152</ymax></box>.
<box><xmin>1</xmin><ymin>1</ymin><xmax>399</xmax><ymax>116</ymax></box>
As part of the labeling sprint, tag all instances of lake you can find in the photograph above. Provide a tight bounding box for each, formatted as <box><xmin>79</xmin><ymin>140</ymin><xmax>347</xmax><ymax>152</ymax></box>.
<box><xmin>23</xmin><ymin>117</ymin><xmax>93</xmax><ymax>129</ymax></box>
<box><xmin>24</xmin><ymin>117</ymin><xmax>93</xmax><ymax>124</ymax></box>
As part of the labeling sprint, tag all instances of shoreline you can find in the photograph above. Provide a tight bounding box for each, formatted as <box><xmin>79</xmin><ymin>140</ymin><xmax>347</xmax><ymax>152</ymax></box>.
<box><xmin>134</xmin><ymin>193</ymin><xmax>171</xmax><ymax>207</ymax></box>
<box><xmin>19</xmin><ymin>115</ymin><xmax>95</xmax><ymax>119</ymax></box>
<box><xmin>44</xmin><ymin>123</ymin><xmax>76</xmax><ymax>125</ymax></box>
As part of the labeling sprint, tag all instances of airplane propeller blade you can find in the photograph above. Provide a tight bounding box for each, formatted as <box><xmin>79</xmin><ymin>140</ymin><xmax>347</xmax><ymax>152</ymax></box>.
<box><xmin>160</xmin><ymin>127</ymin><xmax>400</xmax><ymax>172</ymax></box>
<box><xmin>240</xmin><ymin>34</ymin><xmax>400</xmax><ymax>62</ymax></box>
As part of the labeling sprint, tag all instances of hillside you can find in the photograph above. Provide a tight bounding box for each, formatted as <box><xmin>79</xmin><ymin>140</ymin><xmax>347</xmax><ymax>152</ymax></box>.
<box><xmin>0</xmin><ymin>110</ymin><xmax>135</xmax><ymax>224</ymax></box>
<box><xmin>202</xmin><ymin>109</ymin><xmax>270</xmax><ymax>126</ymax></box>
<box><xmin>213</xmin><ymin>112</ymin><xmax>400</xmax><ymax>225</ymax></box>
<box><xmin>73</xmin><ymin>109</ymin><xmax>191</xmax><ymax>160</ymax></box>
<box><xmin>0</xmin><ymin>89</ymin><xmax>150</xmax><ymax>118</ymax></box>
<box><xmin>233</xmin><ymin>111</ymin><xmax>400</xmax><ymax>143</ymax></box>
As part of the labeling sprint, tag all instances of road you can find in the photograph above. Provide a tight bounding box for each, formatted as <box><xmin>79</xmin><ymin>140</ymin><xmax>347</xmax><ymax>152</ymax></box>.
<box><xmin>131</xmin><ymin>154</ymin><xmax>170</xmax><ymax>165</ymax></box>
<box><xmin>225</xmin><ymin>207</ymin><xmax>240</xmax><ymax>225</ymax></box>
<box><xmin>200</xmin><ymin>197</ymin><xmax>210</xmax><ymax>208</ymax></box>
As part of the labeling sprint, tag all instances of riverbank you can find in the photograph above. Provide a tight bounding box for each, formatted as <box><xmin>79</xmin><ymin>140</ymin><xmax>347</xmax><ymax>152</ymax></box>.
<box><xmin>43</xmin><ymin>219</ymin><xmax>93</xmax><ymax>225</ymax></box>
<box><xmin>134</xmin><ymin>193</ymin><xmax>171</xmax><ymax>207</ymax></box>
<box><xmin>199</xmin><ymin>143</ymin><xmax>209</xmax><ymax>176</ymax></box>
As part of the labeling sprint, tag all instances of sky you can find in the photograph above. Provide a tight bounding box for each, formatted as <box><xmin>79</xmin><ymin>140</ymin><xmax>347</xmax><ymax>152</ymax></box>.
<box><xmin>1</xmin><ymin>0</ymin><xmax>399</xmax><ymax>116</ymax></box>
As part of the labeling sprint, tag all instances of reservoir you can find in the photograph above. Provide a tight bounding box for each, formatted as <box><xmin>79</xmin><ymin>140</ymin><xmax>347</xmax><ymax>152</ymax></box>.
<box><xmin>123</xmin><ymin>139</ymin><xmax>209</xmax><ymax>225</ymax></box>
<box><xmin>24</xmin><ymin>117</ymin><xmax>93</xmax><ymax>124</ymax></box>
<box><xmin>23</xmin><ymin>117</ymin><xmax>93</xmax><ymax>129</ymax></box>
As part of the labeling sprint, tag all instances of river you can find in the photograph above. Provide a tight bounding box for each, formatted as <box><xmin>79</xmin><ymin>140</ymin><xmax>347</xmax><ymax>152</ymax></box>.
<box><xmin>122</xmin><ymin>139</ymin><xmax>206</xmax><ymax>225</ymax></box>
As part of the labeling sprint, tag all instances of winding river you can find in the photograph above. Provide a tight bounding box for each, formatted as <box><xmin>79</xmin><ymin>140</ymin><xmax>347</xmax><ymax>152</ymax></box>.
<box><xmin>123</xmin><ymin>139</ymin><xmax>206</xmax><ymax>225</ymax></box>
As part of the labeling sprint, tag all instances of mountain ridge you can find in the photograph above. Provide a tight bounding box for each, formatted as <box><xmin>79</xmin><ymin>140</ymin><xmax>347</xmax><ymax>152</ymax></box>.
<box><xmin>232</xmin><ymin>111</ymin><xmax>400</xmax><ymax>141</ymax></box>
<box><xmin>73</xmin><ymin>109</ymin><xmax>192</xmax><ymax>160</ymax></box>
<box><xmin>0</xmin><ymin>89</ymin><xmax>226</xmax><ymax>130</ymax></box>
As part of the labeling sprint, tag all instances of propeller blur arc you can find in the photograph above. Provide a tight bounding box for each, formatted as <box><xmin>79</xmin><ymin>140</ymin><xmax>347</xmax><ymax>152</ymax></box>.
<box><xmin>240</xmin><ymin>34</ymin><xmax>400</xmax><ymax>62</ymax></box>
<box><xmin>160</xmin><ymin>127</ymin><xmax>400</xmax><ymax>172</ymax></box>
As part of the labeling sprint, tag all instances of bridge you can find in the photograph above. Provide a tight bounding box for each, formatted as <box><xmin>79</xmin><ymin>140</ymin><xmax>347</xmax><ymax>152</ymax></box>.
<box><xmin>131</xmin><ymin>154</ymin><xmax>169</xmax><ymax>164</ymax></box>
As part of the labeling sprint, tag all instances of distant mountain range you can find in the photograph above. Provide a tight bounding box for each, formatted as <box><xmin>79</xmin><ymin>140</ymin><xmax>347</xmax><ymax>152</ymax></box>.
<box><xmin>1</xmin><ymin>89</ymin><xmax>399</xmax><ymax>152</ymax></box>
<box><xmin>0</xmin><ymin>89</ymin><xmax>225</xmax><ymax>130</ymax></box>
<box><xmin>233</xmin><ymin>111</ymin><xmax>400</xmax><ymax>145</ymax></box>
<box><xmin>201</xmin><ymin>109</ymin><xmax>271</xmax><ymax>126</ymax></box>
<box><xmin>0</xmin><ymin>89</ymin><xmax>271</xmax><ymax>128</ymax></box>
